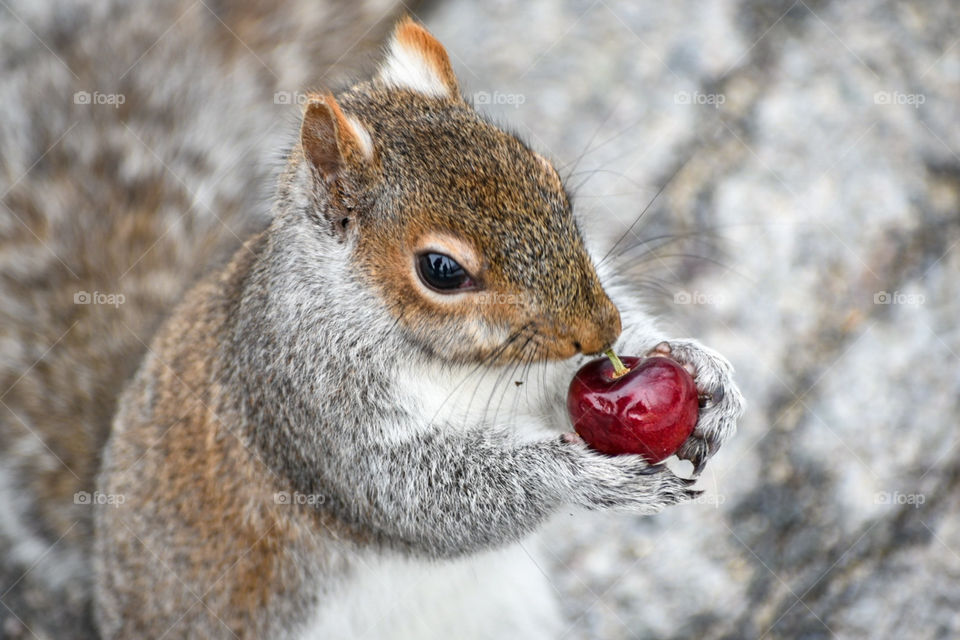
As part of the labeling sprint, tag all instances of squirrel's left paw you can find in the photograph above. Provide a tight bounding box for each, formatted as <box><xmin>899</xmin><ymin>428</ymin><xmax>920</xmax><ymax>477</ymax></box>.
<box><xmin>646</xmin><ymin>339</ymin><xmax>745</xmax><ymax>473</ymax></box>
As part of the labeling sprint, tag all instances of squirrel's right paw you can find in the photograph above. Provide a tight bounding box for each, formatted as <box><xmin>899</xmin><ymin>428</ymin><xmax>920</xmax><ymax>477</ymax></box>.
<box><xmin>561</xmin><ymin>435</ymin><xmax>700</xmax><ymax>514</ymax></box>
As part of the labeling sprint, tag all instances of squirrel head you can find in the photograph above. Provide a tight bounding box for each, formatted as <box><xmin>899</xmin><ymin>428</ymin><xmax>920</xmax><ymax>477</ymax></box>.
<box><xmin>290</xmin><ymin>17</ymin><xmax>620</xmax><ymax>365</ymax></box>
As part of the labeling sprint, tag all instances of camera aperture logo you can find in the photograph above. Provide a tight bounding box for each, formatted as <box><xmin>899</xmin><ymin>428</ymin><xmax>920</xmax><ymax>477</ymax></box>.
<box><xmin>274</xmin><ymin>491</ymin><xmax>325</xmax><ymax>506</ymax></box>
<box><xmin>73</xmin><ymin>91</ymin><xmax>126</xmax><ymax>108</ymax></box>
<box><xmin>74</xmin><ymin>291</ymin><xmax>125</xmax><ymax>308</ymax></box>
<box><xmin>675</xmin><ymin>91</ymin><xmax>725</xmax><ymax>109</ymax></box>
<box><xmin>74</xmin><ymin>490</ymin><xmax>125</xmax><ymax>508</ymax></box>
<box><xmin>874</xmin><ymin>491</ymin><xmax>924</xmax><ymax>508</ymax></box>
<box><xmin>873</xmin><ymin>290</ymin><xmax>924</xmax><ymax>307</ymax></box>
<box><xmin>874</xmin><ymin>91</ymin><xmax>925</xmax><ymax>109</ymax></box>
<box><xmin>674</xmin><ymin>290</ymin><xmax>725</xmax><ymax>306</ymax></box>
<box><xmin>473</xmin><ymin>91</ymin><xmax>526</xmax><ymax>109</ymax></box>
<box><xmin>273</xmin><ymin>91</ymin><xmax>311</xmax><ymax>105</ymax></box>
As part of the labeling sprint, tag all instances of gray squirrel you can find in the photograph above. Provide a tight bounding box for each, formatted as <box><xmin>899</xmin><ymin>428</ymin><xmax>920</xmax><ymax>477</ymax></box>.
<box><xmin>0</xmin><ymin>6</ymin><xmax>744</xmax><ymax>639</ymax></box>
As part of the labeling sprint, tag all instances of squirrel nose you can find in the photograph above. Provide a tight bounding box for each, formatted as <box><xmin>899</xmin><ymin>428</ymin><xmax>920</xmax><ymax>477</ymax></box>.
<box><xmin>570</xmin><ymin>297</ymin><xmax>622</xmax><ymax>356</ymax></box>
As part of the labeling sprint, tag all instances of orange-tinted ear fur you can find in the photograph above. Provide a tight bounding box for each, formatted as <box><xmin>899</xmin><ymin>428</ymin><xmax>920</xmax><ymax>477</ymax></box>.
<box><xmin>300</xmin><ymin>93</ymin><xmax>373</xmax><ymax>181</ymax></box>
<box><xmin>378</xmin><ymin>16</ymin><xmax>460</xmax><ymax>99</ymax></box>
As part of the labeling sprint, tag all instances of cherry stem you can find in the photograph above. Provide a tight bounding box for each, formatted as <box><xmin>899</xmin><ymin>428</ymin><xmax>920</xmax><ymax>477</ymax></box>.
<box><xmin>604</xmin><ymin>349</ymin><xmax>630</xmax><ymax>378</ymax></box>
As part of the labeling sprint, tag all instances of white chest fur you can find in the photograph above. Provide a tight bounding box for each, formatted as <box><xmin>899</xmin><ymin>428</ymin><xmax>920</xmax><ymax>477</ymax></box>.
<box><xmin>299</xmin><ymin>540</ymin><xmax>562</xmax><ymax>640</ymax></box>
<box><xmin>389</xmin><ymin>358</ymin><xmax>573</xmax><ymax>442</ymax></box>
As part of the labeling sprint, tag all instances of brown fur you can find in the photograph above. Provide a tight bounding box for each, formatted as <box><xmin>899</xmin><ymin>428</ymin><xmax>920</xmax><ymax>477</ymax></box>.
<box><xmin>96</xmin><ymin>235</ymin><xmax>359</xmax><ymax>637</ymax></box>
<box><xmin>392</xmin><ymin>16</ymin><xmax>461</xmax><ymax>96</ymax></box>
<box><xmin>0</xmin><ymin>1</ymin><xmax>407</xmax><ymax>636</ymax></box>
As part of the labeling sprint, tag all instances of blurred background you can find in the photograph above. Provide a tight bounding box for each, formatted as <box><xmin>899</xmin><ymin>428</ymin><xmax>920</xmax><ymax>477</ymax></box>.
<box><xmin>419</xmin><ymin>1</ymin><xmax>960</xmax><ymax>638</ymax></box>
<box><xmin>2</xmin><ymin>0</ymin><xmax>958</xmax><ymax>638</ymax></box>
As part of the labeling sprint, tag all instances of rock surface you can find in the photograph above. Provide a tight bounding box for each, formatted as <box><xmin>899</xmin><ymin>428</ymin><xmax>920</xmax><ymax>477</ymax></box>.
<box><xmin>423</xmin><ymin>0</ymin><xmax>960</xmax><ymax>637</ymax></box>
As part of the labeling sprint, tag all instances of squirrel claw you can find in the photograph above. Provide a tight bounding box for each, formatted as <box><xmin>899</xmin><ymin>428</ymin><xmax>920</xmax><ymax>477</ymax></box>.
<box><xmin>647</xmin><ymin>341</ymin><xmax>698</xmax><ymax>378</ymax></box>
<box><xmin>677</xmin><ymin>436</ymin><xmax>718</xmax><ymax>475</ymax></box>
<box><xmin>649</xmin><ymin>341</ymin><xmax>672</xmax><ymax>357</ymax></box>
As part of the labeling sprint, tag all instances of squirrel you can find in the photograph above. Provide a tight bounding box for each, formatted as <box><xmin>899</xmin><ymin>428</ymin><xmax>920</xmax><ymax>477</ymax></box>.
<box><xmin>0</xmin><ymin>6</ymin><xmax>745</xmax><ymax>640</ymax></box>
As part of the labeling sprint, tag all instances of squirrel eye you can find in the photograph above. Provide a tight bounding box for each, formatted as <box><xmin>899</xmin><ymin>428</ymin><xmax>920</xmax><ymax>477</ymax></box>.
<box><xmin>416</xmin><ymin>252</ymin><xmax>476</xmax><ymax>292</ymax></box>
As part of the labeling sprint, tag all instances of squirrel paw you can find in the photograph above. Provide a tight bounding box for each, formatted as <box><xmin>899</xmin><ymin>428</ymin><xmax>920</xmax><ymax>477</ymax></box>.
<box><xmin>645</xmin><ymin>339</ymin><xmax>745</xmax><ymax>474</ymax></box>
<box><xmin>563</xmin><ymin>437</ymin><xmax>700</xmax><ymax>513</ymax></box>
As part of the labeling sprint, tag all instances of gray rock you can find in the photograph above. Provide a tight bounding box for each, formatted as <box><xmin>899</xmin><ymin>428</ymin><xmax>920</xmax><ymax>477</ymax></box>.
<box><xmin>424</xmin><ymin>0</ymin><xmax>960</xmax><ymax>637</ymax></box>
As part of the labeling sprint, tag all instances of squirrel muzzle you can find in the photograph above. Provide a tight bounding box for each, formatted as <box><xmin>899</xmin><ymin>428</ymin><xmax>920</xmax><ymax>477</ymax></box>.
<box><xmin>544</xmin><ymin>294</ymin><xmax>622</xmax><ymax>358</ymax></box>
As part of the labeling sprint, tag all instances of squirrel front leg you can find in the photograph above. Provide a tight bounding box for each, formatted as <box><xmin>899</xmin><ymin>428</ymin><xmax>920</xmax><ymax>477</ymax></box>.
<box><xmin>324</xmin><ymin>424</ymin><xmax>698</xmax><ymax>557</ymax></box>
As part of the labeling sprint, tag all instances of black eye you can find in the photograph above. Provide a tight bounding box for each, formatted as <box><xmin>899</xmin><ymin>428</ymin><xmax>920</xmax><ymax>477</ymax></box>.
<box><xmin>416</xmin><ymin>252</ymin><xmax>476</xmax><ymax>292</ymax></box>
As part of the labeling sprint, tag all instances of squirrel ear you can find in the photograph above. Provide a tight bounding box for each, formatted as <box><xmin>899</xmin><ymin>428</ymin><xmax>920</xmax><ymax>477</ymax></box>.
<box><xmin>377</xmin><ymin>16</ymin><xmax>460</xmax><ymax>100</ymax></box>
<box><xmin>299</xmin><ymin>93</ymin><xmax>374</xmax><ymax>181</ymax></box>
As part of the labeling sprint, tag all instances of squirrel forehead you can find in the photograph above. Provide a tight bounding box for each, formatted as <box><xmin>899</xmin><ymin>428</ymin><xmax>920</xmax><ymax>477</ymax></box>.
<box><xmin>341</xmin><ymin>89</ymin><xmax>557</xmax><ymax>184</ymax></box>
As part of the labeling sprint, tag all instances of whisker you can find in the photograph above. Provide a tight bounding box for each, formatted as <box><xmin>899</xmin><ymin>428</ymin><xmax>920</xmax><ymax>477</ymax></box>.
<box><xmin>595</xmin><ymin>152</ymin><xmax>696</xmax><ymax>269</ymax></box>
<box><xmin>484</xmin><ymin>332</ymin><xmax>535</xmax><ymax>429</ymax></box>
<box><xmin>618</xmin><ymin>252</ymin><xmax>753</xmax><ymax>283</ymax></box>
<box><xmin>507</xmin><ymin>339</ymin><xmax>539</xmax><ymax>425</ymax></box>
<box><xmin>521</xmin><ymin>340</ymin><xmax>545</xmax><ymax>413</ymax></box>
<box><xmin>425</xmin><ymin>323</ymin><xmax>531</xmax><ymax>429</ymax></box>
<box><xmin>610</xmin><ymin>230</ymin><xmax>728</xmax><ymax>261</ymax></box>
<box><xmin>460</xmin><ymin>325</ymin><xmax>531</xmax><ymax>426</ymax></box>
<box><xmin>567</xmin><ymin>168</ymin><xmax>656</xmax><ymax>195</ymax></box>
<box><xmin>559</xmin><ymin>95</ymin><xmax>628</xmax><ymax>182</ymax></box>
<box><xmin>612</xmin><ymin>277</ymin><xmax>679</xmax><ymax>300</ymax></box>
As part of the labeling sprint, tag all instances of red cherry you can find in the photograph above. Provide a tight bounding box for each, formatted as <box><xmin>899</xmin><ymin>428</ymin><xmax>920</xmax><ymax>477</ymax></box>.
<box><xmin>567</xmin><ymin>354</ymin><xmax>699</xmax><ymax>462</ymax></box>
